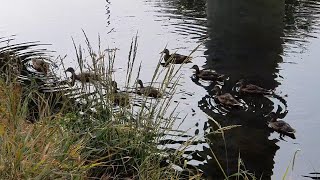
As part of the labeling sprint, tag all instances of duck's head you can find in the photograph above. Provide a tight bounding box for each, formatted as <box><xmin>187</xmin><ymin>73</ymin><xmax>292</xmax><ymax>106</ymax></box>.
<box><xmin>211</xmin><ymin>85</ymin><xmax>221</xmax><ymax>95</ymax></box>
<box><xmin>111</xmin><ymin>81</ymin><xmax>118</xmax><ymax>88</ymax></box>
<box><xmin>190</xmin><ymin>65</ymin><xmax>200</xmax><ymax>71</ymax></box>
<box><xmin>65</xmin><ymin>67</ymin><xmax>75</xmax><ymax>73</ymax></box>
<box><xmin>31</xmin><ymin>59</ymin><xmax>38</xmax><ymax>64</ymax></box>
<box><xmin>160</xmin><ymin>49</ymin><xmax>170</xmax><ymax>55</ymax></box>
<box><xmin>136</xmin><ymin>79</ymin><xmax>144</xmax><ymax>88</ymax></box>
<box><xmin>111</xmin><ymin>81</ymin><xmax>120</xmax><ymax>92</ymax></box>
<box><xmin>267</xmin><ymin>112</ymin><xmax>278</xmax><ymax>122</ymax></box>
<box><xmin>268</xmin><ymin>112</ymin><xmax>277</xmax><ymax>117</ymax></box>
<box><xmin>236</xmin><ymin>79</ymin><xmax>245</xmax><ymax>86</ymax></box>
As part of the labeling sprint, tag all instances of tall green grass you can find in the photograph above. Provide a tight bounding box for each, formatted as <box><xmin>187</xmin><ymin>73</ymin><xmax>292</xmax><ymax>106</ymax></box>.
<box><xmin>0</xmin><ymin>34</ymin><xmax>258</xmax><ymax>179</ymax></box>
<box><xmin>0</xmin><ymin>35</ymin><xmax>201</xmax><ymax>179</ymax></box>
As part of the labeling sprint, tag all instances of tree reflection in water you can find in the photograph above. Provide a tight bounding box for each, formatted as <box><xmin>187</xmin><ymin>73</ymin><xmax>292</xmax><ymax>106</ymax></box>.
<box><xmin>142</xmin><ymin>0</ymin><xmax>320</xmax><ymax>178</ymax></box>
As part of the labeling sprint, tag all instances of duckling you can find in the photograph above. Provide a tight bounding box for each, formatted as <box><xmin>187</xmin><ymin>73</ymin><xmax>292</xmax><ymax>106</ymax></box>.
<box><xmin>236</xmin><ymin>79</ymin><xmax>272</xmax><ymax>95</ymax></box>
<box><xmin>160</xmin><ymin>49</ymin><xmax>192</xmax><ymax>65</ymax></box>
<box><xmin>268</xmin><ymin>112</ymin><xmax>296</xmax><ymax>138</ymax></box>
<box><xmin>65</xmin><ymin>67</ymin><xmax>100</xmax><ymax>86</ymax></box>
<box><xmin>32</xmin><ymin>59</ymin><xmax>49</xmax><ymax>75</ymax></box>
<box><xmin>190</xmin><ymin>65</ymin><xmax>225</xmax><ymax>81</ymax></box>
<box><xmin>136</xmin><ymin>79</ymin><xmax>162</xmax><ymax>98</ymax></box>
<box><xmin>212</xmin><ymin>86</ymin><xmax>241</xmax><ymax>107</ymax></box>
<box><xmin>111</xmin><ymin>81</ymin><xmax>130</xmax><ymax>107</ymax></box>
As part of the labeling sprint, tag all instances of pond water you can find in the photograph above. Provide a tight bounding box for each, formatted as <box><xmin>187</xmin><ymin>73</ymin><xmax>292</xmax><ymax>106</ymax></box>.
<box><xmin>1</xmin><ymin>0</ymin><xmax>320</xmax><ymax>179</ymax></box>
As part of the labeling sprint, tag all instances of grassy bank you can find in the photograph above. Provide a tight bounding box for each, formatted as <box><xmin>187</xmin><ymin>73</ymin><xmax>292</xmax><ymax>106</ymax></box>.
<box><xmin>0</xmin><ymin>80</ymin><xmax>181</xmax><ymax>179</ymax></box>
<box><xmin>0</xmin><ymin>35</ymin><xmax>204</xmax><ymax>179</ymax></box>
<box><xmin>0</xmin><ymin>35</ymin><xmax>259</xmax><ymax>179</ymax></box>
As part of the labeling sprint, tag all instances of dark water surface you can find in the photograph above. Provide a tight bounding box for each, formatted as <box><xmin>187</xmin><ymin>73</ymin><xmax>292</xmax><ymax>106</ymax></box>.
<box><xmin>1</xmin><ymin>0</ymin><xmax>320</xmax><ymax>179</ymax></box>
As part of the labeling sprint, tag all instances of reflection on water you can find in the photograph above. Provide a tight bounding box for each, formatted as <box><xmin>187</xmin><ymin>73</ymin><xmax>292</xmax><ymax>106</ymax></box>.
<box><xmin>1</xmin><ymin>0</ymin><xmax>320</xmax><ymax>178</ymax></box>
<box><xmin>196</xmin><ymin>0</ymin><xmax>285</xmax><ymax>178</ymax></box>
<box><xmin>206</xmin><ymin>0</ymin><xmax>284</xmax><ymax>87</ymax></box>
<box><xmin>284</xmin><ymin>0</ymin><xmax>320</xmax><ymax>52</ymax></box>
<box><xmin>140</xmin><ymin>0</ymin><xmax>320</xmax><ymax>178</ymax></box>
<box><xmin>152</xmin><ymin>0</ymin><xmax>319</xmax><ymax>179</ymax></box>
<box><xmin>151</xmin><ymin>0</ymin><xmax>207</xmax><ymax>41</ymax></box>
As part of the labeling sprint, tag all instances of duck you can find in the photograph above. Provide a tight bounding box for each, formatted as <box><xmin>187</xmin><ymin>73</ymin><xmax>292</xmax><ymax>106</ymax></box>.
<box><xmin>268</xmin><ymin>112</ymin><xmax>296</xmax><ymax>138</ymax></box>
<box><xmin>136</xmin><ymin>79</ymin><xmax>162</xmax><ymax>98</ymax></box>
<box><xmin>65</xmin><ymin>67</ymin><xmax>100</xmax><ymax>86</ymax></box>
<box><xmin>190</xmin><ymin>65</ymin><xmax>225</xmax><ymax>81</ymax></box>
<box><xmin>32</xmin><ymin>59</ymin><xmax>49</xmax><ymax>75</ymax></box>
<box><xmin>160</xmin><ymin>49</ymin><xmax>192</xmax><ymax>65</ymax></box>
<box><xmin>212</xmin><ymin>86</ymin><xmax>241</xmax><ymax>107</ymax></box>
<box><xmin>236</xmin><ymin>79</ymin><xmax>272</xmax><ymax>95</ymax></box>
<box><xmin>111</xmin><ymin>81</ymin><xmax>130</xmax><ymax>107</ymax></box>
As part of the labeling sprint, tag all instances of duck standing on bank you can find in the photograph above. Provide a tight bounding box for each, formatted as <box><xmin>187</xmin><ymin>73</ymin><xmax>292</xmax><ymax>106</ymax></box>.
<box><xmin>236</xmin><ymin>79</ymin><xmax>272</xmax><ymax>95</ymax></box>
<box><xmin>268</xmin><ymin>112</ymin><xmax>296</xmax><ymax>139</ymax></box>
<box><xmin>136</xmin><ymin>79</ymin><xmax>162</xmax><ymax>98</ymax></box>
<box><xmin>190</xmin><ymin>65</ymin><xmax>225</xmax><ymax>81</ymax></box>
<box><xmin>65</xmin><ymin>67</ymin><xmax>100</xmax><ymax>86</ymax></box>
<box><xmin>32</xmin><ymin>59</ymin><xmax>49</xmax><ymax>75</ymax></box>
<box><xmin>212</xmin><ymin>85</ymin><xmax>242</xmax><ymax>108</ymax></box>
<box><xmin>160</xmin><ymin>49</ymin><xmax>192</xmax><ymax>66</ymax></box>
<box><xmin>111</xmin><ymin>81</ymin><xmax>130</xmax><ymax>107</ymax></box>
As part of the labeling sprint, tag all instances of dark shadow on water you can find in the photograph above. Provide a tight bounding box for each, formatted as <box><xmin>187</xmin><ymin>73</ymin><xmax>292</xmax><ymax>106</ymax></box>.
<box><xmin>198</xmin><ymin>0</ymin><xmax>285</xmax><ymax>179</ymax></box>
<box><xmin>140</xmin><ymin>0</ymin><xmax>320</xmax><ymax>178</ymax></box>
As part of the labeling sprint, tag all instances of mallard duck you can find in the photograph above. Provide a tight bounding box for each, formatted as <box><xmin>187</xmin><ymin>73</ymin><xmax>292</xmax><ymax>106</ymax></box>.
<box><xmin>111</xmin><ymin>81</ymin><xmax>130</xmax><ymax>107</ymax></box>
<box><xmin>212</xmin><ymin>86</ymin><xmax>241</xmax><ymax>107</ymax></box>
<box><xmin>160</xmin><ymin>49</ymin><xmax>192</xmax><ymax>65</ymax></box>
<box><xmin>268</xmin><ymin>112</ymin><xmax>296</xmax><ymax>138</ymax></box>
<box><xmin>190</xmin><ymin>65</ymin><xmax>225</xmax><ymax>81</ymax></box>
<box><xmin>32</xmin><ymin>59</ymin><xmax>49</xmax><ymax>74</ymax></box>
<box><xmin>236</xmin><ymin>79</ymin><xmax>272</xmax><ymax>95</ymax></box>
<box><xmin>65</xmin><ymin>67</ymin><xmax>100</xmax><ymax>86</ymax></box>
<box><xmin>136</xmin><ymin>79</ymin><xmax>162</xmax><ymax>98</ymax></box>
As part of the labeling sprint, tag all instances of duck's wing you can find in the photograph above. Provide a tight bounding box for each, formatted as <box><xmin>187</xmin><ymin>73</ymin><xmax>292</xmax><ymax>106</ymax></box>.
<box><xmin>195</xmin><ymin>70</ymin><xmax>218</xmax><ymax>79</ymax></box>
<box><xmin>200</xmin><ymin>70</ymin><xmax>219</xmax><ymax>76</ymax></box>
<box><xmin>280</xmin><ymin>122</ymin><xmax>296</xmax><ymax>133</ymax></box>
<box><xmin>246</xmin><ymin>84</ymin><xmax>268</xmax><ymax>91</ymax></box>
<box><xmin>172</xmin><ymin>53</ymin><xmax>191</xmax><ymax>63</ymax></box>
<box><xmin>142</xmin><ymin>86</ymin><xmax>160</xmax><ymax>97</ymax></box>
<box><xmin>269</xmin><ymin>120</ymin><xmax>288</xmax><ymax>129</ymax></box>
<box><xmin>225</xmin><ymin>94</ymin><xmax>241</xmax><ymax>105</ymax></box>
<box><xmin>172</xmin><ymin>53</ymin><xmax>186</xmax><ymax>58</ymax></box>
<box><xmin>218</xmin><ymin>93</ymin><xmax>240</xmax><ymax>106</ymax></box>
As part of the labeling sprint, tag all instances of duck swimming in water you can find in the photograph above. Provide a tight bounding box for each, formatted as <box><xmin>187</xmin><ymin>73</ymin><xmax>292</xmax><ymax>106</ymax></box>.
<box><xmin>236</xmin><ymin>79</ymin><xmax>272</xmax><ymax>95</ymax></box>
<box><xmin>190</xmin><ymin>65</ymin><xmax>225</xmax><ymax>81</ymax></box>
<box><xmin>65</xmin><ymin>67</ymin><xmax>100</xmax><ymax>86</ymax></box>
<box><xmin>160</xmin><ymin>49</ymin><xmax>192</xmax><ymax>65</ymax></box>
<box><xmin>268</xmin><ymin>112</ymin><xmax>296</xmax><ymax>139</ymax></box>
<box><xmin>32</xmin><ymin>59</ymin><xmax>49</xmax><ymax>75</ymax></box>
<box><xmin>212</xmin><ymin>85</ymin><xmax>241</xmax><ymax>107</ymax></box>
<box><xmin>136</xmin><ymin>79</ymin><xmax>162</xmax><ymax>98</ymax></box>
<box><xmin>111</xmin><ymin>81</ymin><xmax>130</xmax><ymax>107</ymax></box>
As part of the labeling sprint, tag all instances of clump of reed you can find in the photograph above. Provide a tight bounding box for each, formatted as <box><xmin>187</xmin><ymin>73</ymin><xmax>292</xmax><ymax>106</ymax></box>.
<box><xmin>0</xmin><ymin>34</ymin><xmax>201</xmax><ymax>179</ymax></box>
<box><xmin>0</xmin><ymin>33</ymin><xmax>258</xmax><ymax>179</ymax></box>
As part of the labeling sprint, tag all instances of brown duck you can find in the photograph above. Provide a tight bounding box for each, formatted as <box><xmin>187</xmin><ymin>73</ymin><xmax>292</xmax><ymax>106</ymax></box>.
<box><xmin>65</xmin><ymin>67</ymin><xmax>100</xmax><ymax>86</ymax></box>
<box><xmin>136</xmin><ymin>79</ymin><xmax>162</xmax><ymax>98</ymax></box>
<box><xmin>191</xmin><ymin>65</ymin><xmax>225</xmax><ymax>81</ymax></box>
<box><xmin>236</xmin><ymin>79</ymin><xmax>272</xmax><ymax>95</ymax></box>
<box><xmin>111</xmin><ymin>81</ymin><xmax>130</xmax><ymax>107</ymax></box>
<box><xmin>268</xmin><ymin>112</ymin><xmax>296</xmax><ymax>138</ymax></box>
<box><xmin>160</xmin><ymin>49</ymin><xmax>192</xmax><ymax>65</ymax></box>
<box><xmin>212</xmin><ymin>86</ymin><xmax>241</xmax><ymax>107</ymax></box>
<box><xmin>32</xmin><ymin>59</ymin><xmax>49</xmax><ymax>75</ymax></box>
